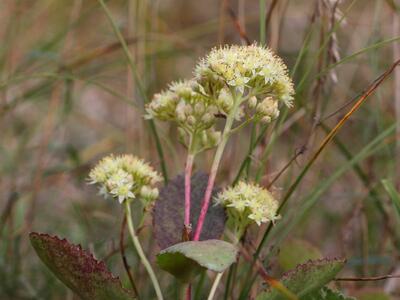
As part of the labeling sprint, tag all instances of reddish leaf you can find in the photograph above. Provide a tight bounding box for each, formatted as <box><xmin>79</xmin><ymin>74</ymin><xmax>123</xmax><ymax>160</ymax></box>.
<box><xmin>153</xmin><ymin>172</ymin><xmax>226</xmax><ymax>249</ymax></box>
<box><xmin>30</xmin><ymin>232</ymin><xmax>135</xmax><ymax>300</ymax></box>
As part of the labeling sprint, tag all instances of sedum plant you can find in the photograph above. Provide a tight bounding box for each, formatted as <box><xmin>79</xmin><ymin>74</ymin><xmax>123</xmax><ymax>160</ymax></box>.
<box><xmin>146</xmin><ymin>44</ymin><xmax>294</xmax><ymax>242</ymax></box>
<box><xmin>88</xmin><ymin>154</ymin><xmax>164</xmax><ymax>300</ymax></box>
<box><xmin>30</xmin><ymin>44</ymin><xmax>351</xmax><ymax>300</ymax></box>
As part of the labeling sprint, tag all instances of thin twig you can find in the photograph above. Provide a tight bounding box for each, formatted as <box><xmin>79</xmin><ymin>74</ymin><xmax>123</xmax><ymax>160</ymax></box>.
<box><xmin>265</xmin><ymin>0</ymin><xmax>279</xmax><ymax>37</ymax></box>
<box><xmin>120</xmin><ymin>215</ymin><xmax>139</xmax><ymax>298</ymax></box>
<box><xmin>267</xmin><ymin>145</ymin><xmax>307</xmax><ymax>188</ymax></box>
<box><xmin>226</xmin><ymin>6</ymin><xmax>251</xmax><ymax>45</ymax></box>
<box><xmin>335</xmin><ymin>274</ymin><xmax>400</xmax><ymax>282</ymax></box>
<box><xmin>393</xmin><ymin>9</ymin><xmax>400</xmax><ymax>189</ymax></box>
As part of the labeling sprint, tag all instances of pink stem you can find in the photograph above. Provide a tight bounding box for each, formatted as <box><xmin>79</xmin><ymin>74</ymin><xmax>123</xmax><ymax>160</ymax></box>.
<box><xmin>193</xmin><ymin>89</ymin><xmax>240</xmax><ymax>241</ymax></box>
<box><xmin>186</xmin><ymin>284</ymin><xmax>191</xmax><ymax>300</ymax></box>
<box><xmin>184</xmin><ymin>154</ymin><xmax>194</xmax><ymax>229</ymax></box>
<box><xmin>193</xmin><ymin>171</ymin><xmax>217</xmax><ymax>241</ymax></box>
<box><xmin>193</xmin><ymin>135</ymin><xmax>229</xmax><ymax>241</ymax></box>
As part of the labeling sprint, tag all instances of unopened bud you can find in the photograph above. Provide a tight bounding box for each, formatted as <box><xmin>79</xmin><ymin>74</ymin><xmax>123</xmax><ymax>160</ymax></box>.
<box><xmin>248</xmin><ymin>96</ymin><xmax>257</xmax><ymax>109</ymax></box>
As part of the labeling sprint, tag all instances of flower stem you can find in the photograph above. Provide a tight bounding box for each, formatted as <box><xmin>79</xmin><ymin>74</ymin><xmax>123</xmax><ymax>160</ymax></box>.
<box><xmin>207</xmin><ymin>229</ymin><xmax>242</xmax><ymax>300</ymax></box>
<box><xmin>184</xmin><ymin>153</ymin><xmax>195</xmax><ymax>239</ymax></box>
<box><xmin>207</xmin><ymin>272</ymin><xmax>224</xmax><ymax>300</ymax></box>
<box><xmin>193</xmin><ymin>91</ymin><xmax>241</xmax><ymax>241</ymax></box>
<box><xmin>125</xmin><ymin>202</ymin><xmax>164</xmax><ymax>300</ymax></box>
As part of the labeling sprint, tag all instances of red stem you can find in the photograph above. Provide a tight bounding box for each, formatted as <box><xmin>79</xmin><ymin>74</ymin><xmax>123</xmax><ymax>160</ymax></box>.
<box><xmin>186</xmin><ymin>284</ymin><xmax>191</xmax><ymax>300</ymax></box>
<box><xmin>193</xmin><ymin>170</ymin><xmax>217</xmax><ymax>241</ymax></box>
<box><xmin>193</xmin><ymin>89</ymin><xmax>240</xmax><ymax>241</ymax></box>
<box><xmin>184</xmin><ymin>154</ymin><xmax>194</xmax><ymax>230</ymax></box>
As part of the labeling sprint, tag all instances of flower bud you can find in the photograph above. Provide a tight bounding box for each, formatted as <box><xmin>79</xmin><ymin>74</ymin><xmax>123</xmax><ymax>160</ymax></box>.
<box><xmin>208</xmin><ymin>130</ymin><xmax>221</xmax><ymax>145</ymax></box>
<box><xmin>184</xmin><ymin>104</ymin><xmax>193</xmax><ymax>115</ymax></box>
<box><xmin>248</xmin><ymin>96</ymin><xmax>257</xmax><ymax>109</ymax></box>
<box><xmin>261</xmin><ymin>116</ymin><xmax>271</xmax><ymax>123</ymax></box>
<box><xmin>140</xmin><ymin>185</ymin><xmax>159</xmax><ymax>200</ymax></box>
<box><xmin>187</xmin><ymin>115</ymin><xmax>196</xmax><ymax>126</ymax></box>
<box><xmin>201</xmin><ymin>113</ymin><xmax>213</xmax><ymax>124</ymax></box>
<box><xmin>201</xmin><ymin>130</ymin><xmax>208</xmax><ymax>146</ymax></box>
<box><xmin>194</xmin><ymin>102</ymin><xmax>205</xmax><ymax>115</ymax></box>
<box><xmin>217</xmin><ymin>88</ymin><xmax>233</xmax><ymax>113</ymax></box>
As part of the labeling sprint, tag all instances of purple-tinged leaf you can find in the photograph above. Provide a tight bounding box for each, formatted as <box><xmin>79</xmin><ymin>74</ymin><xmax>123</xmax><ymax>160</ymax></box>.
<box><xmin>153</xmin><ymin>172</ymin><xmax>225</xmax><ymax>249</ymax></box>
<box><xmin>30</xmin><ymin>232</ymin><xmax>135</xmax><ymax>300</ymax></box>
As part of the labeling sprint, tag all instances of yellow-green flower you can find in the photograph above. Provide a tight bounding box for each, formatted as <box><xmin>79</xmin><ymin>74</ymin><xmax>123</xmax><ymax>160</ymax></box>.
<box><xmin>146</xmin><ymin>80</ymin><xmax>222</xmax><ymax>151</ymax></box>
<box><xmin>195</xmin><ymin>44</ymin><xmax>293</xmax><ymax>103</ymax></box>
<box><xmin>146</xmin><ymin>80</ymin><xmax>218</xmax><ymax>131</ymax></box>
<box><xmin>89</xmin><ymin>154</ymin><xmax>161</xmax><ymax>204</ymax></box>
<box><xmin>215</xmin><ymin>181</ymin><xmax>279</xmax><ymax>226</ymax></box>
<box><xmin>195</xmin><ymin>44</ymin><xmax>294</xmax><ymax>124</ymax></box>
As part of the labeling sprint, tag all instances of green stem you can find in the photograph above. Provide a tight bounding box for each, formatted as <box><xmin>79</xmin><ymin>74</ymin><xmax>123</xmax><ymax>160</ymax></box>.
<box><xmin>207</xmin><ymin>229</ymin><xmax>241</xmax><ymax>300</ymax></box>
<box><xmin>125</xmin><ymin>202</ymin><xmax>164</xmax><ymax>300</ymax></box>
<box><xmin>207</xmin><ymin>273</ymin><xmax>224</xmax><ymax>300</ymax></box>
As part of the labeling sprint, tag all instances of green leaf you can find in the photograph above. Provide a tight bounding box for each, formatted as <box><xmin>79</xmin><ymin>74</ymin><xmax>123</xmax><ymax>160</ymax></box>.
<box><xmin>153</xmin><ymin>172</ymin><xmax>225</xmax><ymax>249</ymax></box>
<box><xmin>256</xmin><ymin>258</ymin><xmax>346</xmax><ymax>300</ymax></box>
<box><xmin>278</xmin><ymin>239</ymin><xmax>322</xmax><ymax>271</ymax></box>
<box><xmin>303</xmin><ymin>287</ymin><xmax>355</xmax><ymax>300</ymax></box>
<box><xmin>30</xmin><ymin>232</ymin><xmax>135</xmax><ymax>300</ymax></box>
<box><xmin>382</xmin><ymin>179</ymin><xmax>400</xmax><ymax>218</ymax></box>
<box><xmin>156</xmin><ymin>239</ymin><xmax>237</xmax><ymax>282</ymax></box>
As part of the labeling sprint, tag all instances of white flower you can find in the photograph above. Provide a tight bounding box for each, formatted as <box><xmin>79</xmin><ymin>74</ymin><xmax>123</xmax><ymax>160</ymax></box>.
<box><xmin>195</xmin><ymin>44</ymin><xmax>295</xmax><ymax>108</ymax></box>
<box><xmin>88</xmin><ymin>154</ymin><xmax>161</xmax><ymax>204</ymax></box>
<box><xmin>216</xmin><ymin>181</ymin><xmax>280</xmax><ymax>226</ymax></box>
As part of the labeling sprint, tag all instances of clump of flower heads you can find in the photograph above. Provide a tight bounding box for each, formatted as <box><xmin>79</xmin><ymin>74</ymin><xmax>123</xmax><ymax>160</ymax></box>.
<box><xmin>215</xmin><ymin>181</ymin><xmax>279</xmax><ymax>236</ymax></box>
<box><xmin>146</xmin><ymin>44</ymin><xmax>295</xmax><ymax>152</ymax></box>
<box><xmin>146</xmin><ymin>80</ymin><xmax>221</xmax><ymax>150</ymax></box>
<box><xmin>89</xmin><ymin>154</ymin><xmax>161</xmax><ymax>205</ymax></box>
<box><xmin>195</xmin><ymin>44</ymin><xmax>294</xmax><ymax>123</ymax></box>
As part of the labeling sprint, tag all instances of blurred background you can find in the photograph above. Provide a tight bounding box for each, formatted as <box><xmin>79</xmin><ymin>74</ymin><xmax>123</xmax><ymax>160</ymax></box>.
<box><xmin>1</xmin><ymin>0</ymin><xmax>400</xmax><ymax>299</ymax></box>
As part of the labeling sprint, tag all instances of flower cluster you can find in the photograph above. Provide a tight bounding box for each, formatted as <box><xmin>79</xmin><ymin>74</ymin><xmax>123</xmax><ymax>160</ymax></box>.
<box><xmin>146</xmin><ymin>44</ymin><xmax>295</xmax><ymax>149</ymax></box>
<box><xmin>146</xmin><ymin>80</ymin><xmax>221</xmax><ymax>150</ymax></box>
<box><xmin>195</xmin><ymin>44</ymin><xmax>294</xmax><ymax>104</ymax></box>
<box><xmin>89</xmin><ymin>154</ymin><xmax>161</xmax><ymax>204</ymax></box>
<box><xmin>146</xmin><ymin>80</ymin><xmax>217</xmax><ymax>131</ymax></box>
<box><xmin>215</xmin><ymin>181</ymin><xmax>279</xmax><ymax>227</ymax></box>
<box><xmin>195</xmin><ymin>44</ymin><xmax>294</xmax><ymax>124</ymax></box>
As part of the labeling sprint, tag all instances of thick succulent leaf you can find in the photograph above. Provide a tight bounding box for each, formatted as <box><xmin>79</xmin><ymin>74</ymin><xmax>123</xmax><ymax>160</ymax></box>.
<box><xmin>256</xmin><ymin>258</ymin><xmax>346</xmax><ymax>300</ymax></box>
<box><xmin>156</xmin><ymin>239</ymin><xmax>237</xmax><ymax>282</ymax></box>
<box><xmin>30</xmin><ymin>232</ymin><xmax>135</xmax><ymax>300</ymax></box>
<box><xmin>303</xmin><ymin>287</ymin><xmax>356</xmax><ymax>300</ymax></box>
<box><xmin>153</xmin><ymin>172</ymin><xmax>225</xmax><ymax>249</ymax></box>
<box><xmin>278</xmin><ymin>239</ymin><xmax>322</xmax><ymax>271</ymax></box>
